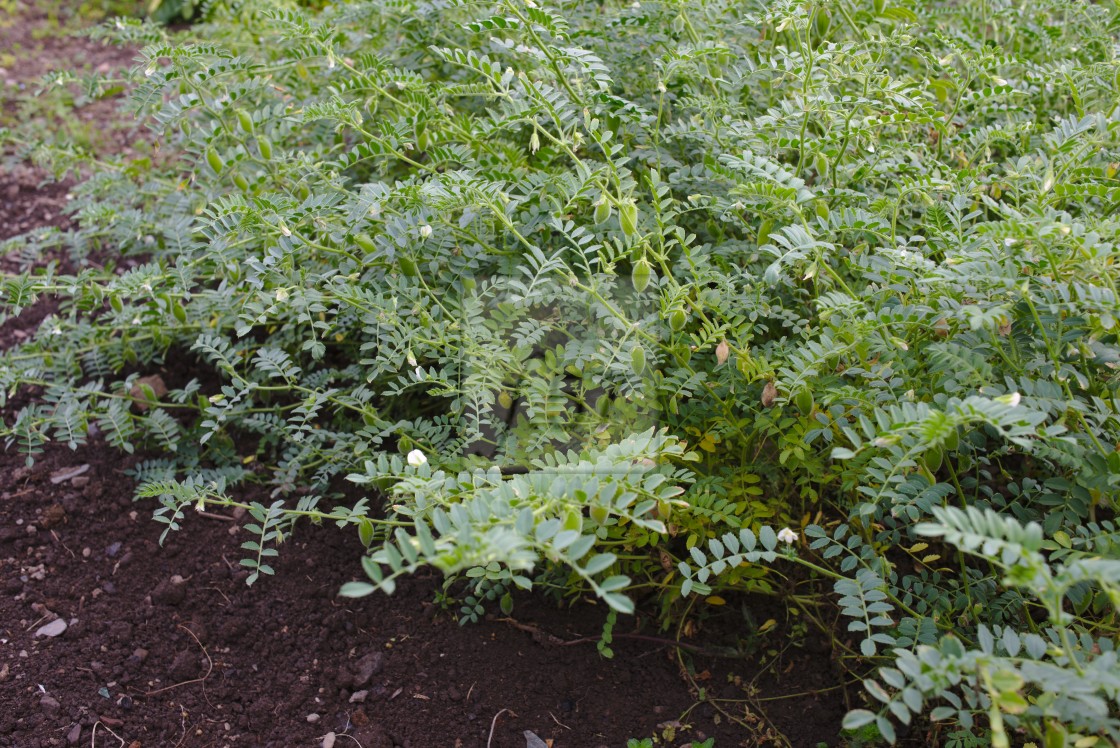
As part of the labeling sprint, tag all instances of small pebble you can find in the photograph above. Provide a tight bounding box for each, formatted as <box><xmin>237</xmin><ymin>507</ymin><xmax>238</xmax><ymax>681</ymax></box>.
<box><xmin>306</xmin><ymin>713</ymin><xmax>320</xmax><ymax>724</ymax></box>
<box><xmin>39</xmin><ymin>694</ymin><xmax>60</xmax><ymax>716</ymax></box>
<box><xmin>321</xmin><ymin>733</ymin><xmax>336</xmax><ymax>748</ymax></box>
<box><xmin>349</xmin><ymin>690</ymin><xmax>368</xmax><ymax>703</ymax></box>
<box><xmin>35</xmin><ymin>619</ymin><xmax>68</xmax><ymax>638</ymax></box>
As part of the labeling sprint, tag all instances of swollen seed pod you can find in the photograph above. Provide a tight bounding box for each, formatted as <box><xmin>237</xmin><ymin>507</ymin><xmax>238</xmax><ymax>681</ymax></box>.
<box><xmin>257</xmin><ymin>136</ymin><xmax>273</xmax><ymax>161</ymax></box>
<box><xmin>595</xmin><ymin>393</ymin><xmax>611</xmax><ymax>417</ymax></box>
<box><xmin>232</xmin><ymin>173</ymin><xmax>249</xmax><ymax>192</ymax></box>
<box><xmin>206</xmin><ymin>148</ymin><xmax>223</xmax><ymax>175</ymax></box>
<box><xmin>631</xmin><ymin>257</ymin><xmax>653</xmax><ymax>293</ymax></box>
<box><xmin>594</xmin><ymin>197</ymin><xmax>611</xmax><ymax>225</ymax></box>
<box><xmin>757</xmin><ymin>218</ymin><xmax>773</xmax><ymax>246</ymax></box>
<box><xmin>668</xmin><ymin>308</ymin><xmax>687</xmax><ymax>332</ymax></box>
<box><xmin>794</xmin><ymin>388</ymin><xmax>814</xmax><ymax>415</ymax></box>
<box><xmin>399</xmin><ymin>255</ymin><xmax>419</xmax><ymax>277</ymax></box>
<box><xmin>620</xmin><ymin>199</ymin><xmax>638</xmax><ymax>237</ymax></box>
<box><xmin>236</xmin><ymin>109</ymin><xmax>254</xmax><ymax>135</ymax></box>
<box><xmin>354</xmin><ymin>233</ymin><xmax>376</xmax><ymax>254</ymax></box>
<box><xmin>416</xmin><ymin>127</ymin><xmax>430</xmax><ymax>151</ymax></box>
<box><xmin>815</xmin><ymin>8</ymin><xmax>830</xmax><ymax>37</ymax></box>
<box><xmin>815</xmin><ymin>152</ymin><xmax>829</xmax><ymax>178</ymax></box>
<box><xmin>922</xmin><ymin>445</ymin><xmax>944</xmax><ymax>473</ymax></box>
<box><xmin>630</xmin><ymin>345</ymin><xmax>647</xmax><ymax>376</ymax></box>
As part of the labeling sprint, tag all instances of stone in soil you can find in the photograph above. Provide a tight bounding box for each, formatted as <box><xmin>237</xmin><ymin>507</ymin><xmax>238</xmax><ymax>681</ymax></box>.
<box><xmin>34</xmin><ymin>618</ymin><xmax>67</xmax><ymax>638</ymax></box>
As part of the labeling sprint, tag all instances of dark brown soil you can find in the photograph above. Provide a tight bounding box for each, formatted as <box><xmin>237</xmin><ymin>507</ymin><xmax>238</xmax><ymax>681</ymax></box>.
<box><xmin>0</xmin><ymin>4</ymin><xmax>850</xmax><ymax>747</ymax></box>
<box><xmin>0</xmin><ymin>166</ymin><xmax>73</xmax><ymax>243</ymax></box>
<box><xmin>0</xmin><ymin>441</ymin><xmax>847</xmax><ymax>748</ymax></box>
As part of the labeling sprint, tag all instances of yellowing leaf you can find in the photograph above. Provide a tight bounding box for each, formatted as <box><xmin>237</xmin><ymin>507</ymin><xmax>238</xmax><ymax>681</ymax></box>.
<box><xmin>706</xmin><ymin>596</ymin><xmax>726</xmax><ymax>606</ymax></box>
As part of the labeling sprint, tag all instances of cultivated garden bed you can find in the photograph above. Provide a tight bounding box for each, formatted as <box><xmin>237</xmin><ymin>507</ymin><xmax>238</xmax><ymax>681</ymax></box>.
<box><xmin>2</xmin><ymin>0</ymin><xmax>1118</xmax><ymax>746</ymax></box>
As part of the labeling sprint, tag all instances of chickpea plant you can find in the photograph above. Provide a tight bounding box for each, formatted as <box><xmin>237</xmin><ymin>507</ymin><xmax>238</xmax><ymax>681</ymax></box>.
<box><xmin>2</xmin><ymin>0</ymin><xmax>1119</xmax><ymax>745</ymax></box>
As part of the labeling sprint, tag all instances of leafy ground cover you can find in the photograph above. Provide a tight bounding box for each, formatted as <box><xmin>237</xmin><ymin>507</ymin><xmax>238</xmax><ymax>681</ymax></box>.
<box><xmin>2</xmin><ymin>0</ymin><xmax>1120</xmax><ymax>745</ymax></box>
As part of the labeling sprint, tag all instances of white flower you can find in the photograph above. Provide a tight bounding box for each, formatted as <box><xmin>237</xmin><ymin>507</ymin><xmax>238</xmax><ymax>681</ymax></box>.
<box><xmin>51</xmin><ymin>325</ymin><xmax>63</xmax><ymax>336</ymax></box>
<box><xmin>777</xmin><ymin>527</ymin><xmax>798</xmax><ymax>545</ymax></box>
<box><xmin>419</xmin><ymin>224</ymin><xmax>432</xmax><ymax>238</ymax></box>
<box><xmin>406</xmin><ymin>449</ymin><xmax>427</xmax><ymax>467</ymax></box>
<box><xmin>998</xmin><ymin>392</ymin><xmax>1022</xmax><ymax>407</ymax></box>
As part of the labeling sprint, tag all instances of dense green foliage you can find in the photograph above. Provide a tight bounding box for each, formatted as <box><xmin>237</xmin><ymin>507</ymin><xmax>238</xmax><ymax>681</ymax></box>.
<box><xmin>2</xmin><ymin>0</ymin><xmax>1119</xmax><ymax>744</ymax></box>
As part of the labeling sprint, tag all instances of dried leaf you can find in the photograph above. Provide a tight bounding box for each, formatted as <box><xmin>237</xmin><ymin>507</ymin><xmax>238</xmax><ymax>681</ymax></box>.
<box><xmin>761</xmin><ymin>381</ymin><xmax>777</xmax><ymax>407</ymax></box>
<box><xmin>715</xmin><ymin>339</ymin><xmax>730</xmax><ymax>366</ymax></box>
<box><xmin>49</xmin><ymin>464</ymin><xmax>90</xmax><ymax>485</ymax></box>
<box><xmin>129</xmin><ymin>374</ymin><xmax>169</xmax><ymax>412</ymax></box>
<box><xmin>524</xmin><ymin>731</ymin><xmax>550</xmax><ymax>748</ymax></box>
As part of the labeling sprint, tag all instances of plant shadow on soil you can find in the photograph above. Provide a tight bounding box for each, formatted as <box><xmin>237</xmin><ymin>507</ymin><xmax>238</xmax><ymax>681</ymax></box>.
<box><xmin>0</xmin><ymin>2</ymin><xmax>849</xmax><ymax>746</ymax></box>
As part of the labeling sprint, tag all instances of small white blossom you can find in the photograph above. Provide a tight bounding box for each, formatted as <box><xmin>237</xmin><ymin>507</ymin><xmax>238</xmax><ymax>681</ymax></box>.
<box><xmin>275</xmin><ymin>288</ymin><xmax>289</xmax><ymax>302</ymax></box>
<box><xmin>999</xmin><ymin>392</ymin><xmax>1022</xmax><ymax>407</ymax></box>
<box><xmin>419</xmin><ymin>224</ymin><xmax>433</xmax><ymax>238</ymax></box>
<box><xmin>406</xmin><ymin>449</ymin><xmax>427</xmax><ymax>467</ymax></box>
<box><xmin>51</xmin><ymin>325</ymin><xmax>62</xmax><ymax>336</ymax></box>
<box><xmin>395</xmin><ymin>80</ymin><xmax>407</xmax><ymax>90</ymax></box>
<box><xmin>777</xmin><ymin>527</ymin><xmax>798</xmax><ymax>545</ymax></box>
<box><xmin>414</xmin><ymin>366</ymin><xmax>424</xmax><ymax>379</ymax></box>
<box><xmin>131</xmin><ymin>317</ymin><xmax>142</xmax><ymax>326</ymax></box>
